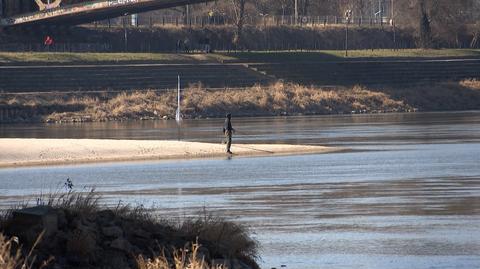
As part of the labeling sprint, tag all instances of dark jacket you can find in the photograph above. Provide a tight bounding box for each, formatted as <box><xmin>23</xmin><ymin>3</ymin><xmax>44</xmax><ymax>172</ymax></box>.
<box><xmin>223</xmin><ymin>118</ymin><xmax>233</xmax><ymax>133</ymax></box>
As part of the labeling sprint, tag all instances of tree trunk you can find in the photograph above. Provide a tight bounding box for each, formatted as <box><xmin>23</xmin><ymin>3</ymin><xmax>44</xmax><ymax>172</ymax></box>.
<box><xmin>419</xmin><ymin>0</ymin><xmax>432</xmax><ymax>48</ymax></box>
<box><xmin>232</xmin><ymin>0</ymin><xmax>246</xmax><ymax>49</ymax></box>
<box><xmin>302</xmin><ymin>0</ymin><xmax>310</xmax><ymax>16</ymax></box>
<box><xmin>471</xmin><ymin>30</ymin><xmax>479</xmax><ymax>48</ymax></box>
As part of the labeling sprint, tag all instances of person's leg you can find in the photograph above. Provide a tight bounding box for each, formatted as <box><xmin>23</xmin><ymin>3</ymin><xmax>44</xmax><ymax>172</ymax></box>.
<box><xmin>226</xmin><ymin>132</ymin><xmax>232</xmax><ymax>153</ymax></box>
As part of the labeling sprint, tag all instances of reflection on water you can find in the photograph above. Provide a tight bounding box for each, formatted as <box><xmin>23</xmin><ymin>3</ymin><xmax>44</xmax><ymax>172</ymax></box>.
<box><xmin>1</xmin><ymin>111</ymin><xmax>480</xmax><ymax>269</ymax></box>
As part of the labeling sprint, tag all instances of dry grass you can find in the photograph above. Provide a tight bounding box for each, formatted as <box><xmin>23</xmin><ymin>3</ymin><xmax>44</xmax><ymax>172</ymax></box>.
<box><xmin>6</xmin><ymin>82</ymin><xmax>410</xmax><ymax>122</ymax></box>
<box><xmin>137</xmin><ymin>239</ymin><xmax>224</xmax><ymax>269</ymax></box>
<box><xmin>460</xmin><ymin>79</ymin><xmax>480</xmax><ymax>90</ymax></box>
<box><xmin>172</xmin><ymin>82</ymin><xmax>410</xmax><ymax>117</ymax></box>
<box><xmin>3</xmin><ymin>79</ymin><xmax>480</xmax><ymax>123</ymax></box>
<box><xmin>178</xmin><ymin>214</ymin><xmax>259</xmax><ymax>263</ymax></box>
<box><xmin>37</xmin><ymin>188</ymin><xmax>100</xmax><ymax>216</ymax></box>
<box><xmin>0</xmin><ymin>232</ymin><xmax>46</xmax><ymax>269</ymax></box>
<box><xmin>0</xmin><ymin>233</ymin><xmax>24</xmax><ymax>269</ymax></box>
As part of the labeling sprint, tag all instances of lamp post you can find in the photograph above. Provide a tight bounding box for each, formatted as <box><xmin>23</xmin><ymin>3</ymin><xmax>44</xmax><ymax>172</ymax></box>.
<box><xmin>345</xmin><ymin>9</ymin><xmax>352</xmax><ymax>57</ymax></box>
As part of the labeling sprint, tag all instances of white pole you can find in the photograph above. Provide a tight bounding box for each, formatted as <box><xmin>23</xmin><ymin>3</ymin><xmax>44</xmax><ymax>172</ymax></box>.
<box><xmin>176</xmin><ymin>75</ymin><xmax>182</xmax><ymax>124</ymax></box>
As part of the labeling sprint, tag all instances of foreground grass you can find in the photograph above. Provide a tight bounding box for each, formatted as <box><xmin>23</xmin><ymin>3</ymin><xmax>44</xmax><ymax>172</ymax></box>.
<box><xmin>0</xmin><ymin>190</ymin><xmax>259</xmax><ymax>269</ymax></box>
<box><xmin>1</xmin><ymin>80</ymin><xmax>479</xmax><ymax>123</ymax></box>
<box><xmin>0</xmin><ymin>52</ymin><xmax>232</xmax><ymax>64</ymax></box>
<box><xmin>0</xmin><ymin>233</ymin><xmax>33</xmax><ymax>269</ymax></box>
<box><xmin>224</xmin><ymin>49</ymin><xmax>480</xmax><ymax>62</ymax></box>
<box><xmin>0</xmin><ymin>233</ymin><xmax>234</xmax><ymax>269</ymax></box>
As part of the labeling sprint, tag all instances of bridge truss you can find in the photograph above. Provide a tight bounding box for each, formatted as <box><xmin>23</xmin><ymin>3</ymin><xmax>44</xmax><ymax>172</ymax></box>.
<box><xmin>0</xmin><ymin>0</ymin><xmax>213</xmax><ymax>27</ymax></box>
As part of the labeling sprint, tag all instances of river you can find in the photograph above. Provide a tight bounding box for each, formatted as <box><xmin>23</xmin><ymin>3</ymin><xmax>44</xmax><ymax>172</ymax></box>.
<box><xmin>1</xmin><ymin>111</ymin><xmax>480</xmax><ymax>269</ymax></box>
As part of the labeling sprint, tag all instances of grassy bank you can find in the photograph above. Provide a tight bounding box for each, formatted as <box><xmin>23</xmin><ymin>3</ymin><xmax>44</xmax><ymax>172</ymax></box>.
<box><xmin>225</xmin><ymin>49</ymin><xmax>480</xmax><ymax>62</ymax></box>
<box><xmin>2</xmin><ymin>80</ymin><xmax>480</xmax><ymax>123</ymax></box>
<box><xmin>0</xmin><ymin>190</ymin><xmax>259</xmax><ymax>269</ymax></box>
<box><xmin>0</xmin><ymin>52</ymin><xmax>231</xmax><ymax>65</ymax></box>
<box><xmin>1</xmin><ymin>49</ymin><xmax>480</xmax><ymax>65</ymax></box>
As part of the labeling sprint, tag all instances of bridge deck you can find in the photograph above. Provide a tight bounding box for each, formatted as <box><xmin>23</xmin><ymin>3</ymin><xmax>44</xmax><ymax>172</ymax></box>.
<box><xmin>0</xmin><ymin>0</ymin><xmax>212</xmax><ymax>27</ymax></box>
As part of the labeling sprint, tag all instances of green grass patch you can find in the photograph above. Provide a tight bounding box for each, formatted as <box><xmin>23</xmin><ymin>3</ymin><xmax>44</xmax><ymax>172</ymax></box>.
<box><xmin>1</xmin><ymin>49</ymin><xmax>479</xmax><ymax>65</ymax></box>
<box><xmin>0</xmin><ymin>52</ymin><xmax>234</xmax><ymax>64</ymax></box>
<box><xmin>223</xmin><ymin>49</ymin><xmax>480</xmax><ymax>62</ymax></box>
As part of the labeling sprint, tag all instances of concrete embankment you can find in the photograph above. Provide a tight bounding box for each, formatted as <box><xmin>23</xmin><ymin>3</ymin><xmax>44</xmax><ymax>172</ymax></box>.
<box><xmin>1</xmin><ymin>58</ymin><xmax>480</xmax><ymax>92</ymax></box>
<box><xmin>0</xmin><ymin>63</ymin><xmax>273</xmax><ymax>92</ymax></box>
<box><xmin>0</xmin><ymin>139</ymin><xmax>343</xmax><ymax>168</ymax></box>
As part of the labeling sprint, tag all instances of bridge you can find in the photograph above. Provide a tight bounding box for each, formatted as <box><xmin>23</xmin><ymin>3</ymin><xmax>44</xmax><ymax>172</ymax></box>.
<box><xmin>0</xmin><ymin>0</ymin><xmax>213</xmax><ymax>27</ymax></box>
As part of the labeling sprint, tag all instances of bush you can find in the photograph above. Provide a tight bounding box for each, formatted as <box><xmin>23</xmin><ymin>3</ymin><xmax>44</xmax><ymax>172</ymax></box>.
<box><xmin>0</xmin><ymin>190</ymin><xmax>260</xmax><ymax>269</ymax></box>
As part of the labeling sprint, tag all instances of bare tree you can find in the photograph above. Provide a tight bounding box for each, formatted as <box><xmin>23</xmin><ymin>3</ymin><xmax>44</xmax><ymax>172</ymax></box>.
<box><xmin>146</xmin><ymin>0</ymin><xmax>479</xmax><ymax>49</ymax></box>
<box><xmin>301</xmin><ymin>0</ymin><xmax>311</xmax><ymax>16</ymax></box>
<box><xmin>418</xmin><ymin>0</ymin><xmax>431</xmax><ymax>48</ymax></box>
<box><xmin>394</xmin><ymin>0</ymin><xmax>477</xmax><ymax>48</ymax></box>
<box><xmin>231</xmin><ymin>0</ymin><xmax>247</xmax><ymax>48</ymax></box>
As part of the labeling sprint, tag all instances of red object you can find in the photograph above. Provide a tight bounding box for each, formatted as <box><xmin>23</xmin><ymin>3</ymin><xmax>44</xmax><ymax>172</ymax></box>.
<box><xmin>44</xmin><ymin>36</ymin><xmax>54</xmax><ymax>46</ymax></box>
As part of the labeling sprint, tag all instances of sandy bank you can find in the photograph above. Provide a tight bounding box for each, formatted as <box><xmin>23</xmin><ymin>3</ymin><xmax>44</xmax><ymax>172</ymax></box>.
<box><xmin>0</xmin><ymin>139</ymin><xmax>343</xmax><ymax>168</ymax></box>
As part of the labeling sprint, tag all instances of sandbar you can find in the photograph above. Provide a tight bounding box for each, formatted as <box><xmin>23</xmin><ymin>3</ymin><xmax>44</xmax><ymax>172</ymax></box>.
<box><xmin>0</xmin><ymin>139</ymin><xmax>344</xmax><ymax>168</ymax></box>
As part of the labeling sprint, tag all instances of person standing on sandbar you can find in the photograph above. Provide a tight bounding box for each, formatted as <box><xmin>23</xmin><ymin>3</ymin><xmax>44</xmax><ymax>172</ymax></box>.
<box><xmin>223</xmin><ymin>113</ymin><xmax>235</xmax><ymax>154</ymax></box>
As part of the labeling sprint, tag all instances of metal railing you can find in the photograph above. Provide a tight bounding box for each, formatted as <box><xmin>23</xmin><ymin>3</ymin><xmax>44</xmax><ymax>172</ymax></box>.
<box><xmin>91</xmin><ymin>14</ymin><xmax>393</xmax><ymax>28</ymax></box>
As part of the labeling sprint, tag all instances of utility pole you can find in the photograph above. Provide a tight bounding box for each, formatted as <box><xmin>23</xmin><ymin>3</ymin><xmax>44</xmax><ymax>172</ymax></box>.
<box><xmin>294</xmin><ymin>0</ymin><xmax>298</xmax><ymax>25</ymax></box>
